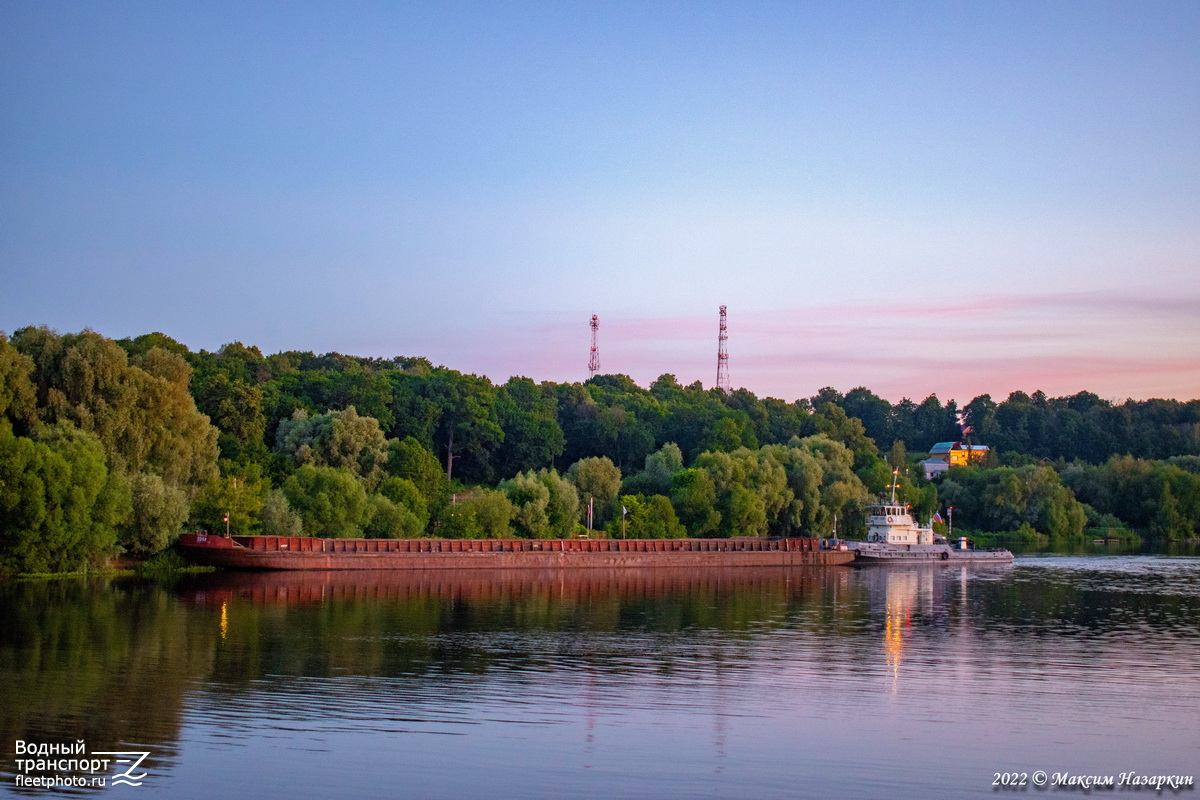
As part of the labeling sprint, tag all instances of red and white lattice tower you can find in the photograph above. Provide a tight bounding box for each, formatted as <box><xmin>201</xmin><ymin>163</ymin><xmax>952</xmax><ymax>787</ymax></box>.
<box><xmin>588</xmin><ymin>314</ymin><xmax>600</xmax><ymax>378</ymax></box>
<box><xmin>715</xmin><ymin>305</ymin><xmax>730</xmax><ymax>393</ymax></box>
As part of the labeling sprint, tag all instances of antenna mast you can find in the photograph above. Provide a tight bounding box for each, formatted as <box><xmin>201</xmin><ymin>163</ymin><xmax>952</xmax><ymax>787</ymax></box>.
<box><xmin>715</xmin><ymin>305</ymin><xmax>730</xmax><ymax>393</ymax></box>
<box><xmin>588</xmin><ymin>314</ymin><xmax>600</xmax><ymax>378</ymax></box>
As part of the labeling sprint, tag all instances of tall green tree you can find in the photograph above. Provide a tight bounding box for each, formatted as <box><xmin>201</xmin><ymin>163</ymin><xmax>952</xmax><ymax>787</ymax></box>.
<box><xmin>500</xmin><ymin>468</ymin><xmax>578</xmax><ymax>538</ymax></box>
<box><xmin>189</xmin><ymin>462</ymin><xmax>268</xmax><ymax>538</ymax></box>
<box><xmin>377</xmin><ymin>476</ymin><xmax>431</xmax><ymax>533</ymax></box>
<box><xmin>622</xmin><ymin>442</ymin><xmax>684</xmax><ymax>496</ymax></box>
<box><xmin>363</xmin><ymin>494</ymin><xmax>424</xmax><ymax>538</ymax></box>
<box><xmin>439</xmin><ymin>488</ymin><xmax>514</xmax><ymax>539</ymax></box>
<box><xmin>275</xmin><ymin>406</ymin><xmax>388</xmax><ymax>489</ymax></box>
<box><xmin>11</xmin><ymin>327</ymin><xmax>218</xmax><ymax>490</ymax></box>
<box><xmin>393</xmin><ymin>369</ymin><xmax>504</xmax><ymax>484</ymax></box>
<box><xmin>540</xmin><ymin>468</ymin><xmax>581</xmax><ymax>539</ymax></box>
<box><xmin>0</xmin><ymin>333</ymin><xmax>37</xmax><ymax>434</ymax></box>
<box><xmin>567</xmin><ymin>456</ymin><xmax>622</xmax><ymax>528</ymax></box>
<box><xmin>670</xmin><ymin>468</ymin><xmax>722</xmax><ymax>536</ymax></box>
<box><xmin>122</xmin><ymin>472</ymin><xmax>189</xmax><ymax>555</ymax></box>
<box><xmin>385</xmin><ymin>436</ymin><xmax>448</xmax><ymax>508</ymax></box>
<box><xmin>494</xmin><ymin>377</ymin><xmax>565</xmax><ymax>476</ymax></box>
<box><xmin>260</xmin><ymin>489</ymin><xmax>303</xmax><ymax>537</ymax></box>
<box><xmin>194</xmin><ymin>371</ymin><xmax>268</xmax><ymax>463</ymax></box>
<box><xmin>0</xmin><ymin>420</ymin><xmax>130</xmax><ymax>573</ymax></box>
<box><xmin>281</xmin><ymin>465</ymin><xmax>369</xmax><ymax>538</ymax></box>
<box><xmin>610</xmin><ymin>494</ymin><xmax>686</xmax><ymax>539</ymax></box>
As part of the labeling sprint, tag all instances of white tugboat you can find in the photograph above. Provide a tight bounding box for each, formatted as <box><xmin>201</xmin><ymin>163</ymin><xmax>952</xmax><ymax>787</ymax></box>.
<box><xmin>847</xmin><ymin>473</ymin><xmax>1014</xmax><ymax>564</ymax></box>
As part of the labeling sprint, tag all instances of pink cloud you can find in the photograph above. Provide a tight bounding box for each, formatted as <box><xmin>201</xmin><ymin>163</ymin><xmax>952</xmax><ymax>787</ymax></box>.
<box><xmin>349</xmin><ymin>289</ymin><xmax>1200</xmax><ymax>403</ymax></box>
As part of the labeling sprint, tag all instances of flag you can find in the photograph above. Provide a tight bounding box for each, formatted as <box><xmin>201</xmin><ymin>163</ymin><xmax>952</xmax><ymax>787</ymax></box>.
<box><xmin>933</xmin><ymin>512</ymin><xmax>944</xmax><ymax>523</ymax></box>
<box><xmin>622</xmin><ymin>506</ymin><xmax>628</xmax><ymax>515</ymax></box>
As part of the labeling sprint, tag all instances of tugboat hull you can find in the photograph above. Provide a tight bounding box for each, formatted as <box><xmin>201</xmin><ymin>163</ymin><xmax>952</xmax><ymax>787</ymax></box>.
<box><xmin>849</xmin><ymin>542</ymin><xmax>1013</xmax><ymax>564</ymax></box>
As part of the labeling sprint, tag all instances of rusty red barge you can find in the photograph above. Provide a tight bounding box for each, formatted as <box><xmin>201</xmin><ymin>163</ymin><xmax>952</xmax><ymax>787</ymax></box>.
<box><xmin>176</xmin><ymin>532</ymin><xmax>854</xmax><ymax>571</ymax></box>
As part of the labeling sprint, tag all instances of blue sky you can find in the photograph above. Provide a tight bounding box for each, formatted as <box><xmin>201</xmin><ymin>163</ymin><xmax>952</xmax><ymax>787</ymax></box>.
<box><xmin>3</xmin><ymin>1</ymin><xmax>1197</xmax><ymax>403</ymax></box>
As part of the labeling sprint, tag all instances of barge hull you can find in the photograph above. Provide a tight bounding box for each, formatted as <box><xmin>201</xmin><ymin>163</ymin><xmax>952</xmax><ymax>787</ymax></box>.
<box><xmin>177</xmin><ymin>533</ymin><xmax>855</xmax><ymax>570</ymax></box>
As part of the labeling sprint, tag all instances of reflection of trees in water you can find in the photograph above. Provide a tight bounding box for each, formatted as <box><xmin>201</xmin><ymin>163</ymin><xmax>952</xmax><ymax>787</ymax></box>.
<box><xmin>4</xmin><ymin>562</ymin><xmax>1197</xmax><ymax>784</ymax></box>
<box><xmin>0</xmin><ymin>567</ymin><xmax>869</xmax><ymax>773</ymax></box>
<box><xmin>0</xmin><ymin>579</ymin><xmax>197</xmax><ymax>782</ymax></box>
<box><xmin>841</xmin><ymin>561</ymin><xmax>1200</xmax><ymax>698</ymax></box>
<box><xmin>173</xmin><ymin>567</ymin><xmax>869</xmax><ymax>682</ymax></box>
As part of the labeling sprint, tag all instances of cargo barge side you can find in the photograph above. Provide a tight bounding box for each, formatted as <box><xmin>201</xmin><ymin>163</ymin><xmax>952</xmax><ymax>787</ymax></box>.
<box><xmin>176</xmin><ymin>533</ymin><xmax>855</xmax><ymax>570</ymax></box>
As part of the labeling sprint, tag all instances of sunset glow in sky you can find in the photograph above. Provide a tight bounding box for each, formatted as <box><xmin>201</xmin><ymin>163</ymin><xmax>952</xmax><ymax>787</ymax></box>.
<box><xmin>3</xmin><ymin>1</ymin><xmax>1197</xmax><ymax>404</ymax></box>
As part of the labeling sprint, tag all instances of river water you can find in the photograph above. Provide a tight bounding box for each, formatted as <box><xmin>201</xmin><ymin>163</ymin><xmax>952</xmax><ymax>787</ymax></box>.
<box><xmin>2</xmin><ymin>556</ymin><xmax>1198</xmax><ymax>798</ymax></box>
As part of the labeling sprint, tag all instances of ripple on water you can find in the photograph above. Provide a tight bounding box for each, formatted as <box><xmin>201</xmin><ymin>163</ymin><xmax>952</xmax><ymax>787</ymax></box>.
<box><xmin>1014</xmin><ymin>554</ymin><xmax>1200</xmax><ymax>597</ymax></box>
<box><xmin>6</xmin><ymin>558</ymin><xmax>1200</xmax><ymax>800</ymax></box>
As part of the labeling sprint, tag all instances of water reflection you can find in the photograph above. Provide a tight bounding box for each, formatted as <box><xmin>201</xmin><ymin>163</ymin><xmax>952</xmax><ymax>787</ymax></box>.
<box><xmin>876</xmin><ymin>570</ymin><xmax>929</xmax><ymax>693</ymax></box>
<box><xmin>1</xmin><ymin>559</ymin><xmax>1198</xmax><ymax>799</ymax></box>
<box><xmin>0</xmin><ymin>579</ymin><xmax>195</xmax><ymax>792</ymax></box>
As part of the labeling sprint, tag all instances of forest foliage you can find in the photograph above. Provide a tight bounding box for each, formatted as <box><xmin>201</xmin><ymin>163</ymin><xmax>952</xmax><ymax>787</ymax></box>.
<box><xmin>2</xmin><ymin>327</ymin><xmax>1198</xmax><ymax>572</ymax></box>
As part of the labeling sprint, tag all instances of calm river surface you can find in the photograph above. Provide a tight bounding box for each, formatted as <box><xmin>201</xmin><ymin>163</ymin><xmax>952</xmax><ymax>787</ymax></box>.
<box><xmin>3</xmin><ymin>556</ymin><xmax>1199</xmax><ymax>799</ymax></box>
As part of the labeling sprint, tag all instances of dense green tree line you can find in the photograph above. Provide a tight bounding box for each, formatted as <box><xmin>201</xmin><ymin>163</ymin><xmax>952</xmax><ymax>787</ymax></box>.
<box><xmin>1060</xmin><ymin>455</ymin><xmax>1200</xmax><ymax>540</ymax></box>
<box><xmin>816</xmin><ymin>385</ymin><xmax>1200</xmax><ymax>463</ymax></box>
<box><xmin>938</xmin><ymin>465</ymin><xmax>1088</xmax><ymax>540</ymax></box>
<box><xmin>2</xmin><ymin>325</ymin><xmax>1198</xmax><ymax>573</ymax></box>
<box><xmin>1</xmin><ymin>330</ymin><xmax>217</xmax><ymax>572</ymax></box>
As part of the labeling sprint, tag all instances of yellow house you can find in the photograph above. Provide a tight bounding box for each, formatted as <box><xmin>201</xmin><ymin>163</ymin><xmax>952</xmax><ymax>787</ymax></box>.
<box><xmin>920</xmin><ymin>441</ymin><xmax>989</xmax><ymax>479</ymax></box>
